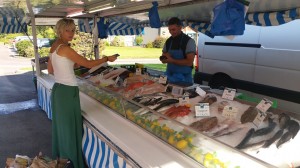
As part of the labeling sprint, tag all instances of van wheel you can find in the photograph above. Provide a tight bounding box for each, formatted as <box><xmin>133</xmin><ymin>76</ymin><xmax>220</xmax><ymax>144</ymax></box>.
<box><xmin>209</xmin><ymin>73</ymin><xmax>236</xmax><ymax>89</ymax></box>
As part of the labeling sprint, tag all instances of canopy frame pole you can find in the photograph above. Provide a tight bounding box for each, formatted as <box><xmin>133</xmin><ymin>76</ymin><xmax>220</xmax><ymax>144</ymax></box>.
<box><xmin>93</xmin><ymin>15</ymin><xmax>100</xmax><ymax>59</ymax></box>
<box><xmin>26</xmin><ymin>0</ymin><xmax>40</xmax><ymax>76</ymax></box>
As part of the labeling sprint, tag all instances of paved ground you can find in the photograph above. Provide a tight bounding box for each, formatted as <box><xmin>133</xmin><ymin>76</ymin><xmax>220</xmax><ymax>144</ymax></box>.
<box><xmin>0</xmin><ymin>45</ymin><xmax>52</xmax><ymax>166</ymax></box>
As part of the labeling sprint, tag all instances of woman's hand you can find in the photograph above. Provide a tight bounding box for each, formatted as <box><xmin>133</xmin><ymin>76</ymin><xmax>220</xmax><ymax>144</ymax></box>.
<box><xmin>107</xmin><ymin>55</ymin><xmax>117</xmax><ymax>62</ymax></box>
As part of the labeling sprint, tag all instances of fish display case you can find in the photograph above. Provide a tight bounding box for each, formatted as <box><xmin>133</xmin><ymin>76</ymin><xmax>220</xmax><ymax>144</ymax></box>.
<box><xmin>76</xmin><ymin>74</ymin><xmax>300</xmax><ymax>168</ymax></box>
<box><xmin>37</xmin><ymin>64</ymin><xmax>300</xmax><ymax>168</ymax></box>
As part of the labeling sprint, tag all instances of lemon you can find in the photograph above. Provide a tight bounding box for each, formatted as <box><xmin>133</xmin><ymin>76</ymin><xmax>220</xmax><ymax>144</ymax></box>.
<box><xmin>176</xmin><ymin>133</ymin><xmax>182</xmax><ymax>139</ymax></box>
<box><xmin>168</xmin><ymin>136</ymin><xmax>175</xmax><ymax>145</ymax></box>
<box><xmin>126</xmin><ymin>109</ymin><xmax>133</xmax><ymax>116</ymax></box>
<box><xmin>187</xmin><ymin>137</ymin><xmax>193</xmax><ymax>143</ymax></box>
<box><xmin>204</xmin><ymin>152</ymin><xmax>213</xmax><ymax>161</ymax></box>
<box><xmin>103</xmin><ymin>99</ymin><xmax>109</xmax><ymax>105</ymax></box>
<box><xmin>176</xmin><ymin>139</ymin><xmax>188</xmax><ymax>150</ymax></box>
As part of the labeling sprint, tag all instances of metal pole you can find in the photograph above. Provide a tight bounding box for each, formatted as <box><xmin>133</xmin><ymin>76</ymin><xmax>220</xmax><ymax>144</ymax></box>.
<box><xmin>26</xmin><ymin>0</ymin><xmax>40</xmax><ymax>76</ymax></box>
<box><xmin>93</xmin><ymin>15</ymin><xmax>100</xmax><ymax>59</ymax></box>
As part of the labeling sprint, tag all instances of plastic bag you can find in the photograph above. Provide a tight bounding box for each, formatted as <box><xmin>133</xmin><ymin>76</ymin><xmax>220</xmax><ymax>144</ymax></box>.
<box><xmin>97</xmin><ymin>17</ymin><xmax>110</xmax><ymax>39</ymax></box>
<box><xmin>148</xmin><ymin>1</ymin><xmax>161</xmax><ymax>28</ymax></box>
<box><xmin>210</xmin><ymin>0</ymin><xmax>246</xmax><ymax>36</ymax></box>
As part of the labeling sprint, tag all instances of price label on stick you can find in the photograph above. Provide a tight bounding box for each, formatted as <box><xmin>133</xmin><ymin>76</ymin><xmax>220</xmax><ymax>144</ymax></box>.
<box><xmin>179</xmin><ymin>96</ymin><xmax>190</xmax><ymax>106</ymax></box>
<box><xmin>253</xmin><ymin>110</ymin><xmax>267</xmax><ymax>127</ymax></box>
<box><xmin>222</xmin><ymin>88</ymin><xmax>236</xmax><ymax>100</ymax></box>
<box><xmin>195</xmin><ymin>103</ymin><xmax>210</xmax><ymax>117</ymax></box>
<box><xmin>222</xmin><ymin>106</ymin><xmax>238</xmax><ymax>119</ymax></box>
<box><xmin>99</xmin><ymin>73</ymin><xmax>104</xmax><ymax>78</ymax></box>
<box><xmin>136</xmin><ymin>68</ymin><xmax>142</xmax><ymax>75</ymax></box>
<box><xmin>196</xmin><ymin>86</ymin><xmax>206</xmax><ymax>97</ymax></box>
<box><xmin>256</xmin><ymin>98</ymin><xmax>273</xmax><ymax>113</ymax></box>
<box><xmin>172</xmin><ymin>86</ymin><xmax>183</xmax><ymax>96</ymax></box>
<box><xmin>114</xmin><ymin>76</ymin><xmax>120</xmax><ymax>85</ymax></box>
<box><xmin>123</xmin><ymin>79</ymin><xmax>127</xmax><ymax>87</ymax></box>
<box><xmin>159</xmin><ymin>75</ymin><xmax>167</xmax><ymax>84</ymax></box>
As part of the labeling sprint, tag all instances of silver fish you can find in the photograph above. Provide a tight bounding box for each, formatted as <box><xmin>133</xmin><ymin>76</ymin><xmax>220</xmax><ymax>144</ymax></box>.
<box><xmin>252</xmin><ymin>118</ymin><xmax>276</xmax><ymax>137</ymax></box>
<box><xmin>240</xmin><ymin>140</ymin><xmax>265</xmax><ymax>151</ymax></box>
<box><xmin>276</xmin><ymin>131</ymin><xmax>293</xmax><ymax>148</ymax></box>
<box><xmin>236</xmin><ymin>128</ymin><xmax>255</xmax><ymax>149</ymax></box>
<box><xmin>279</xmin><ymin>113</ymin><xmax>290</xmax><ymax>129</ymax></box>
<box><xmin>287</xmin><ymin>120</ymin><xmax>300</xmax><ymax>139</ymax></box>
<box><xmin>213</xmin><ymin>127</ymin><xmax>244</xmax><ymax>138</ymax></box>
<box><xmin>263</xmin><ymin>129</ymin><xmax>284</xmax><ymax>148</ymax></box>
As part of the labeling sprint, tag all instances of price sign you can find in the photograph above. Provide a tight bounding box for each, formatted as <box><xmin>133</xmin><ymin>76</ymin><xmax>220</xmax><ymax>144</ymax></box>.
<box><xmin>136</xmin><ymin>68</ymin><xmax>142</xmax><ymax>75</ymax></box>
<box><xmin>179</xmin><ymin>96</ymin><xmax>190</xmax><ymax>106</ymax></box>
<box><xmin>99</xmin><ymin>73</ymin><xmax>104</xmax><ymax>78</ymax></box>
<box><xmin>195</xmin><ymin>103</ymin><xmax>210</xmax><ymax>117</ymax></box>
<box><xmin>256</xmin><ymin>98</ymin><xmax>273</xmax><ymax>113</ymax></box>
<box><xmin>123</xmin><ymin>79</ymin><xmax>127</xmax><ymax>87</ymax></box>
<box><xmin>253</xmin><ymin>110</ymin><xmax>267</xmax><ymax>127</ymax></box>
<box><xmin>114</xmin><ymin>76</ymin><xmax>120</xmax><ymax>85</ymax></box>
<box><xmin>108</xmin><ymin>68</ymin><xmax>114</xmax><ymax>72</ymax></box>
<box><xmin>159</xmin><ymin>75</ymin><xmax>167</xmax><ymax>84</ymax></box>
<box><xmin>196</xmin><ymin>86</ymin><xmax>206</xmax><ymax>97</ymax></box>
<box><xmin>171</xmin><ymin>86</ymin><xmax>183</xmax><ymax>96</ymax></box>
<box><xmin>222</xmin><ymin>106</ymin><xmax>238</xmax><ymax>119</ymax></box>
<box><xmin>222</xmin><ymin>88</ymin><xmax>236</xmax><ymax>100</ymax></box>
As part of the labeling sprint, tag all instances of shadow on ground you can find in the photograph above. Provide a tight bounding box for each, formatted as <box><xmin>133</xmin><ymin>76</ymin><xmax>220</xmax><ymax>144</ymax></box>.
<box><xmin>0</xmin><ymin>71</ymin><xmax>52</xmax><ymax>166</ymax></box>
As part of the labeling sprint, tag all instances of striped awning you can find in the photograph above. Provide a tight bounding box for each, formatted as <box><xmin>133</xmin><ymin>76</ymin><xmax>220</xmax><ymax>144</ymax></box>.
<box><xmin>245</xmin><ymin>8</ymin><xmax>299</xmax><ymax>26</ymax></box>
<box><xmin>188</xmin><ymin>8</ymin><xmax>300</xmax><ymax>38</ymax></box>
<box><xmin>188</xmin><ymin>22</ymin><xmax>214</xmax><ymax>38</ymax></box>
<box><xmin>78</xmin><ymin>18</ymin><xmax>144</xmax><ymax>36</ymax></box>
<box><xmin>78</xmin><ymin>7</ymin><xmax>299</xmax><ymax>38</ymax></box>
<box><xmin>107</xmin><ymin>22</ymin><xmax>143</xmax><ymax>36</ymax></box>
<box><xmin>0</xmin><ymin>7</ymin><xmax>27</xmax><ymax>33</ymax></box>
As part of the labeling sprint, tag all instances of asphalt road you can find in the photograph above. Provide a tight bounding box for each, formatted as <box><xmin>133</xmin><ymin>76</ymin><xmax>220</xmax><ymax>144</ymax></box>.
<box><xmin>0</xmin><ymin>45</ymin><xmax>52</xmax><ymax>166</ymax></box>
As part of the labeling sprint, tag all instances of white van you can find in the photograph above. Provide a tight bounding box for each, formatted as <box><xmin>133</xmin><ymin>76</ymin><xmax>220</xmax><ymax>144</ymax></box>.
<box><xmin>194</xmin><ymin>20</ymin><xmax>300</xmax><ymax>112</ymax></box>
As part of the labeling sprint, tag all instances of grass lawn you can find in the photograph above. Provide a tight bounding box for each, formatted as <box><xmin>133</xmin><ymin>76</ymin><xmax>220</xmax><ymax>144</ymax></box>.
<box><xmin>143</xmin><ymin>64</ymin><xmax>166</xmax><ymax>71</ymax></box>
<box><xmin>102</xmin><ymin>46</ymin><xmax>162</xmax><ymax>59</ymax></box>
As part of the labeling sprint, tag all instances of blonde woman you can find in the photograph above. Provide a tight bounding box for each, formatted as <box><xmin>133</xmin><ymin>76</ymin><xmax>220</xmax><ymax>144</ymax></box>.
<box><xmin>47</xmin><ymin>18</ymin><xmax>117</xmax><ymax>167</ymax></box>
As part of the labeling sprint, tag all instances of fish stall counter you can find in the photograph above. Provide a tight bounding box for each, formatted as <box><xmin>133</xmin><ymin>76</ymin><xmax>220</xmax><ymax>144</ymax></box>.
<box><xmin>37</xmin><ymin>74</ymin><xmax>201</xmax><ymax>167</ymax></box>
<box><xmin>36</xmin><ymin>73</ymin><xmax>281</xmax><ymax>168</ymax></box>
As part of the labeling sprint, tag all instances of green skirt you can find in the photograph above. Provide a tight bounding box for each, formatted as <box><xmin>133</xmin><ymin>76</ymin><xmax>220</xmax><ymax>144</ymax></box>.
<box><xmin>51</xmin><ymin>83</ymin><xmax>84</xmax><ymax>168</ymax></box>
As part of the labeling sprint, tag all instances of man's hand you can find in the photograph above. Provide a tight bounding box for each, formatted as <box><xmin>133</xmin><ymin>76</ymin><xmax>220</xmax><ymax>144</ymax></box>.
<box><xmin>161</xmin><ymin>52</ymin><xmax>174</xmax><ymax>64</ymax></box>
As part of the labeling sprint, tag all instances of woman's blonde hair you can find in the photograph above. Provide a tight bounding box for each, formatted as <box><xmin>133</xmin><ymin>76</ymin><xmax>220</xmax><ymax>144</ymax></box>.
<box><xmin>55</xmin><ymin>18</ymin><xmax>75</xmax><ymax>38</ymax></box>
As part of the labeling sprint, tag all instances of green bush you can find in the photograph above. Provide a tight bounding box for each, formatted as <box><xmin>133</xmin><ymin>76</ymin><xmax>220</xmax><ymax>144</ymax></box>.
<box><xmin>145</xmin><ymin>42</ymin><xmax>153</xmax><ymax>48</ymax></box>
<box><xmin>135</xmin><ymin>36</ymin><xmax>143</xmax><ymax>46</ymax></box>
<box><xmin>23</xmin><ymin>47</ymin><xmax>50</xmax><ymax>58</ymax></box>
<box><xmin>110</xmin><ymin>36</ymin><xmax>124</xmax><ymax>47</ymax></box>
<box><xmin>152</xmin><ymin>36</ymin><xmax>167</xmax><ymax>48</ymax></box>
<box><xmin>16</xmin><ymin>40</ymin><xmax>33</xmax><ymax>57</ymax></box>
<box><xmin>24</xmin><ymin>47</ymin><xmax>34</xmax><ymax>58</ymax></box>
<box><xmin>104</xmin><ymin>40</ymin><xmax>110</xmax><ymax>46</ymax></box>
<box><xmin>39</xmin><ymin>47</ymin><xmax>50</xmax><ymax>57</ymax></box>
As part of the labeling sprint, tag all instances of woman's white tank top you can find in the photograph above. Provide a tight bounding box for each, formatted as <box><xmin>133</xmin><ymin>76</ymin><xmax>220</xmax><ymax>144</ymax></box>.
<box><xmin>51</xmin><ymin>44</ymin><xmax>77</xmax><ymax>86</ymax></box>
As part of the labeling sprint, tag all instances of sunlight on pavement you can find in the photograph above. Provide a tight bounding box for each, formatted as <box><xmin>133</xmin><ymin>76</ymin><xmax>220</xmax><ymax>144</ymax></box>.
<box><xmin>0</xmin><ymin>99</ymin><xmax>38</xmax><ymax>114</ymax></box>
